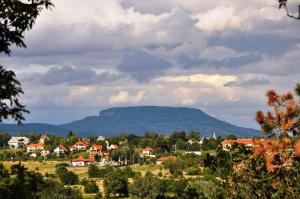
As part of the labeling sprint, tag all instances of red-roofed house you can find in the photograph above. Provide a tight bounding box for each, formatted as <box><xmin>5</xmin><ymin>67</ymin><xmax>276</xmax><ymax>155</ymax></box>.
<box><xmin>142</xmin><ymin>147</ymin><xmax>156</xmax><ymax>157</ymax></box>
<box><xmin>71</xmin><ymin>155</ymin><xmax>94</xmax><ymax>166</ymax></box>
<box><xmin>89</xmin><ymin>144</ymin><xmax>103</xmax><ymax>158</ymax></box>
<box><xmin>221</xmin><ymin>139</ymin><xmax>255</xmax><ymax>150</ymax></box>
<box><xmin>27</xmin><ymin>143</ymin><xmax>44</xmax><ymax>153</ymax></box>
<box><xmin>54</xmin><ymin>144</ymin><xmax>68</xmax><ymax>156</ymax></box>
<box><xmin>70</xmin><ymin>140</ymin><xmax>89</xmax><ymax>151</ymax></box>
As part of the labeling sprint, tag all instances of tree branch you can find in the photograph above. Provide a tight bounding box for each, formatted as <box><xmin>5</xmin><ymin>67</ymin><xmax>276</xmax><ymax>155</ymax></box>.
<box><xmin>283</xmin><ymin>4</ymin><xmax>300</xmax><ymax>20</ymax></box>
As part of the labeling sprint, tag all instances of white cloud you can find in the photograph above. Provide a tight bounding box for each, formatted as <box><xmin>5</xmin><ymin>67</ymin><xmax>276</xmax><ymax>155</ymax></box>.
<box><xmin>155</xmin><ymin>74</ymin><xmax>236</xmax><ymax>87</ymax></box>
<box><xmin>193</xmin><ymin>6</ymin><xmax>241</xmax><ymax>32</ymax></box>
<box><xmin>109</xmin><ymin>90</ymin><xmax>145</xmax><ymax>104</ymax></box>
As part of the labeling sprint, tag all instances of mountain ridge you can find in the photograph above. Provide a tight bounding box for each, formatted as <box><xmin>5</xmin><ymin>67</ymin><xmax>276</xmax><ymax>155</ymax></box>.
<box><xmin>0</xmin><ymin>106</ymin><xmax>260</xmax><ymax>137</ymax></box>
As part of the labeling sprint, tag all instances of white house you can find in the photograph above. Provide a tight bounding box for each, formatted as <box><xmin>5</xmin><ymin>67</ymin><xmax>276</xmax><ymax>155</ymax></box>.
<box><xmin>8</xmin><ymin>137</ymin><xmax>29</xmax><ymax>148</ymax></box>
<box><xmin>221</xmin><ymin>139</ymin><xmax>255</xmax><ymax>151</ymax></box>
<box><xmin>70</xmin><ymin>140</ymin><xmax>89</xmax><ymax>151</ymax></box>
<box><xmin>71</xmin><ymin>155</ymin><xmax>94</xmax><ymax>166</ymax></box>
<box><xmin>97</xmin><ymin>136</ymin><xmax>106</xmax><ymax>141</ymax></box>
<box><xmin>26</xmin><ymin>143</ymin><xmax>44</xmax><ymax>153</ymax></box>
<box><xmin>143</xmin><ymin>147</ymin><xmax>153</xmax><ymax>155</ymax></box>
<box><xmin>54</xmin><ymin>145</ymin><xmax>68</xmax><ymax>156</ymax></box>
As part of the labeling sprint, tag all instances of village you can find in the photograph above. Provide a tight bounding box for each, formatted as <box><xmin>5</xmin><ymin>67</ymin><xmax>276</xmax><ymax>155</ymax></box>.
<box><xmin>4</xmin><ymin>132</ymin><xmax>260</xmax><ymax>167</ymax></box>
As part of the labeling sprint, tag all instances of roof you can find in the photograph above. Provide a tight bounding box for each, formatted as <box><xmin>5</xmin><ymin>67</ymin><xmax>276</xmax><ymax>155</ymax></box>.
<box><xmin>59</xmin><ymin>144</ymin><xmax>68</xmax><ymax>152</ymax></box>
<box><xmin>28</xmin><ymin>143</ymin><xmax>44</xmax><ymax>148</ymax></box>
<box><xmin>91</xmin><ymin>144</ymin><xmax>103</xmax><ymax>151</ymax></box>
<box><xmin>157</xmin><ymin>156</ymin><xmax>177</xmax><ymax>161</ymax></box>
<box><xmin>144</xmin><ymin>147</ymin><xmax>153</xmax><ymax>151</ymax></box>
<box><xmin>222</xmin><ymin>139</ymin><xmax>254</xmax><ymax>145</ymax></box>
<box><xmin>104</xmin><ymin>152</ymin><xmax>109</xmax><ymax>157</ymax></box>
<box><xmin>72</xmin><ymin>155</ymin><xmax>94</xmax><ymax>162</ymax></box>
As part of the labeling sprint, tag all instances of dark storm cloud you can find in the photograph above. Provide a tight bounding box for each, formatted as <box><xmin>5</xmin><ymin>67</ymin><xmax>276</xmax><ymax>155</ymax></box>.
<box><xmin>117</xmin><ymin>51</ymin><xmax>172</xmax><ymax>82</ymax></box>
<box><xmin>38</xmin><ymin>65</ymin><xmax>120</xmax><ymax>85</ymax></box>
<box><xmin>208</xmin><ymin>33</ymin><xmax>300</xmax><ymax>56</ymax></box>
<box><xmin>224</xmin><ymin>78</ymin><xmax>269</xmax><ymax>87</ymax></box>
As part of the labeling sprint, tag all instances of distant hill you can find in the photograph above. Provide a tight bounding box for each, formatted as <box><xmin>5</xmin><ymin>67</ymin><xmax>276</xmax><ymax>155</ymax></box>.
<box><xmin>0</xmin><ymin>123</ymin><xmax>68</xmax><ymax>136</ymax></box>
<box><xmin>0</xmin><ymin>106</ymin><xmax>260</xmax><ymax>137</ymax></box>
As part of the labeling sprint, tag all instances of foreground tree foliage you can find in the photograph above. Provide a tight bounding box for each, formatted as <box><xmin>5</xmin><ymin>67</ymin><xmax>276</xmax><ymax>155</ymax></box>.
<box><xmin>0</xmin><ymin>163</ymin><xmax>82</xmax><ymax>199</ymax></box>
<box><xmin>278</xmin><ymin>0</ymin><xmax>300</xmax><ymax>20</ymax></box>
<box><xmin>256</xmin><ymin>84</ymin><xmax>300</xmax><ymax>136</ymax></box>
<box><xmin>0</xmin><ymin>0</ymin><xmax>53</xmax><ymax>123</ymax></box>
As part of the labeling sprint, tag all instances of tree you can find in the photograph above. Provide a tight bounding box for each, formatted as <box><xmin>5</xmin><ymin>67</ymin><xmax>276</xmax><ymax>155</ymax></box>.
<box><xmin>82</xmin><ymin>180</ymin><xmax>99</xmax><ymax>194</ymax></box>
<box><xmin>131</xmin><ymin>171</ymin><xmax>163</xmax><ymax>199</ymax></box>
<box><xmin>278</xmin><ymin>0</ymin><xmax>300</xmax><ymax>20</ymax></box>
<box><xmin>188</xmin><ymin>131</ymin><xmax>200</xmax><ymax>140</ymax></box>
<box><xmin>0</xmin><ymin>66</ymin><xmax>29</xmax><ymax>124</ymax></box>
<box><xmin>0</xmin><ymin>0</ymin><xmax>53</xmax><ymax>124</ymax></box>
<box><xmin>55</xmin><ymin>163</ymin><xmax>79</xmax><ymax>185</ymax></box>
<box><xmin>103</xmin><ymin>170</ymin><xmax>128</xmax><ymax>198</ymax></box>
<box><xmin>0</xmin><ymin>132</ymin><xmax>11</xmax><ymax>148</ymax></box>
<box><xmin>225</xmin><ymin>134</ymin><xmax>237</xmax><ymax>140</ymax></box>
<box><xmin>255</xmin><ymin>84</ymin><xmax>300</xmax><ymax>137</ymax></box>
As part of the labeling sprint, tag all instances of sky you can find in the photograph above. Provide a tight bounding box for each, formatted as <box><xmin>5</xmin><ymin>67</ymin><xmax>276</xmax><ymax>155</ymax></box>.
<box><xmin>2</xmin><ymin>0</ymin><xmax>300</xmax><ymax>129</ymax></box>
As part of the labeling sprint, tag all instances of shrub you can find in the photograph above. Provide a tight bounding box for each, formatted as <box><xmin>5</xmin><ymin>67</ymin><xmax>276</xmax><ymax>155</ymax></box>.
<box><xmin>83</xmin><ymin>180</ymin><xmax>99</xmax><ymax>194</ymax></box>
<box><xmin>88</xmin><ymin>165</ymin><xmax>110</xmax><ymax>178</ymax></box>
<box><xmin>94</xmin><ymin>192</ymin><xmax>103</xmax><ymax>199</ymax></box>
<box><xmin>185</xmin><ymin>167</ymin><xmax>201</xmax><ymax>175</ymax></box>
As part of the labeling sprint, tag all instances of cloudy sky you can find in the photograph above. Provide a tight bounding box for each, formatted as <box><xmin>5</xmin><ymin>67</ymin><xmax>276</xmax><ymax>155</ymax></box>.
<box><xmin>2</xmin><ymin>0</ymin><xmax>300</xmax><ymax>128</ymax></box>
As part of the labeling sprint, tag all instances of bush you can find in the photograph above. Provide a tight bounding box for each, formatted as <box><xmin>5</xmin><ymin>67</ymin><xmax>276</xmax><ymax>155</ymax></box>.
<box><xmin>121</xmin><ymin>166</ymin><xmax>135</xmax><ymax>178</ymax></box>
<box><xmin>185</xmin><ymin>167</ymin><xmax>201</xmax><ymax>175</ymax></box>
<box><xmin>94</xmin><ymin>192</ymin><xmax>103</xmax><ymax>199</ymax></box>
<box><xmin>55</xmin><ymin>163</ymin><xmax>79</xmax><ymax>185</ymax></box>
<box><xmin>173</xmin><ymin>169</ymin><xmax>183</xmax><ymax>177</ymax></box>
<box><xmin>158</xmin><ymin>171</ymin><xmax>163</xmax><ymax>177</ymax></box>
<box><xmin>61</xmin><ymin>171</ymin><xmax>79</xmax><ymax>185</ymax></box>
<box><xmin>83</xmin><ymin>180</ymin><xmax>99</xmax><ymax>194</ymax></box>
<box><xmin>88</xmin><ymin>165</ymin><xmax>111</xmax><ymax>178</ymax></box>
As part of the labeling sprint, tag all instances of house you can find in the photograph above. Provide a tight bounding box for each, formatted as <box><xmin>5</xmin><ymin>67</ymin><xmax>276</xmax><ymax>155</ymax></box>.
<box><xmin>27</xmin><ymin>143</ymin><xmax>44</xmax><ymax>153</ymax></box>
<box><xmin>8</xmin><ymin>137</ymin><xmax>29</xmax><ymax>148</ymax></box>
<box><xmin>71</xmin><ymin>155</ymin><xmax>94</xmax><ymax>166</ymax></box>
<box><xmin>54</xmin><ymin>144</ymin><xmax>68</xmax><ymax>156</ymax></box>
<box><xmin>156</xmin><ymin>156</ymin><xmax>177</xmax><ymax>165</ymax></box>
<box><xmin>142</xmin><ymin>147</ymin><xmax>155</xmax><ymax>157</ymax></box>
<box><xmin>70</xmin><ymin>140</ymin><xmax>89</xmax><ymax>151</ymax></box>
<box><xmin>222</xmin><ymin>139</ymin><xmax>255</xmax><ymax>151</ymax></box>
<box><xmin>97</xmin><ymin>136</ymin><xmax>106</xmax><ymax>141</ymax></box>
<box><xmin>105</xmin><ymin>141</ymin><xmax>118</xmax><ymax>150</ymax></box>
<box><xmin>38</xmin><ymin>134</ymin><xmax>49</xmax><ymax>144</ymax></box>
<box><xmin>187</xmin><ymin>139</ymin><xmax>201</xmax><ymax>145</ymax></box>
<box><xmin>89</xmin><ymin>144</ymin><xmax>103</xmax><ymax>158</ymax></box>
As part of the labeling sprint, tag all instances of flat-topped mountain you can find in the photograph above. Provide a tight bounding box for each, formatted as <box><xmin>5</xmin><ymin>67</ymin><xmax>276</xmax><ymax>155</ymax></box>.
<box><xmin>0</xmin><ymin>106</ymin><xmax>260</xmax><ymax>137</ymax></box>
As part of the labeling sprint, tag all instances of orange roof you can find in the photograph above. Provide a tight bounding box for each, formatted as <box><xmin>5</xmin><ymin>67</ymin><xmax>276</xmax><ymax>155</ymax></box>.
<box><xmin>104</xmin><ymin>152</ymin><xmax>109</xmax><ymax>157</ymax></box>
<box><xmin>28</xmin><ymin>143</ymin><xmax>44</xmax><ymax>147</ymax></box>
<box><xmin>222</xmin><ymin>139</ymin><xmax>254</xmax><ymax>145</ymax></box>
<box><xmin>144</xmin><ymin>147</ymin><xmax>153</xmax><ymax>151</ymax></box>
<box><xmin>157</xmin><ymin>156</ymin><xmax>177</xmax><ymax>161</ymax></box>
<box><xmin>73</xmin><ymin>155</ymin><xmax>94</xmax><ymax>162</ymax></box>
<box><xmin>74</xmin><ymin>140</ymin><xmax>89</xmax><ymax>146</ymax></box>
<box><xmin>91</xmin><ymin>144</ymin><xmax>103</xmax><ymax>151</ymax></box>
